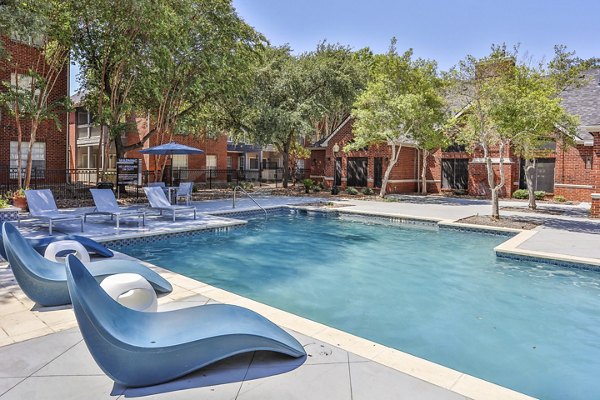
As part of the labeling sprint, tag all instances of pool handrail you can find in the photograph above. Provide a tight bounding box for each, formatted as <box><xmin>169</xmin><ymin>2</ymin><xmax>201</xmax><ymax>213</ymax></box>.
<box><xmin>232</xmin><ymin>186</ymin><xmax>268</xmax><ymax>218</ymax></box>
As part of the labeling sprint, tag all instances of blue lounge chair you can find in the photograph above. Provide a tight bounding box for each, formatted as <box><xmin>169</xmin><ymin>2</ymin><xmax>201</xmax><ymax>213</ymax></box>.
<box><xmin>2</xmin><ymin>223</ymin><xmax>172</xmax><ymax>306</ymax></box>
<box><xmin>85</xmin><ymin>189</ymin><xmax>145</xmax><ymax>231</ymax></box>
<box><xmin>144</xmin><ymin>186</ymin><xmax>197</xmax><ymax>222</ymax></box>
<box><xmin>25</xmin><ymin>189</ymin><xmax>84</xmax><ymax>235</ymax></box>
<box><xmin>0</xmin><ymin>233</ymin><xmax>113</xmax><ymax>260</ymax></box>
<box><xmin>65</xmin><ymin>254</ymin><xmax>306</xmax><ymax>387</ymax></box>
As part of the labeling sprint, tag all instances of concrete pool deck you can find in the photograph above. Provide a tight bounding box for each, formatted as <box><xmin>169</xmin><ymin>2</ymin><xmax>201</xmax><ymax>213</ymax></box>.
<box><xmin>1</xmin><ymin>194</ymin><xmax>597</xmax><ymax>399</ymax></box>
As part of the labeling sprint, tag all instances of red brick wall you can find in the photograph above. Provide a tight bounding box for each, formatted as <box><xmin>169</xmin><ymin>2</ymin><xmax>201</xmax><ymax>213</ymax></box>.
<box><xmin>554</xmin><ymin>141</ymin><xmax>595</xmax><ymax>201</ymax></box>
<box><xmin>591</xmin><ymin>195</ymin><xmax>600</xmax><ymax>218</ymax></box>
<box><xmin>309</xmin><ymin>150</ymin><xmax>326</xmax><ymax>183</ymax></box>
<box><xmin>68</xmin><ymin>111</ymin><xmax>229</xmax><ymax>175</ymax></box>
<box><xmin>0</xmin><ymin>36</ymin><xmax>68</xmax><ymax>172</ymax></box>
<box><xmin>317</xmin><ymin>118</ymin><xmax>420</xmax><ymax>193</ymax></box>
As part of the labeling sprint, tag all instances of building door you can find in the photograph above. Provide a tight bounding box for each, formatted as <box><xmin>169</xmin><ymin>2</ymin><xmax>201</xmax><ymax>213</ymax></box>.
<box><xmin>442</xmin><ymin>159</ymin><xmax>468</xmax><ymax>190</ymax></box>
<box><xmin>519</xmin><ymin>158</ymin><xmax>555</xmax><ymax>193</ymax></box>
<box><xmin>334</xmin><ymin>157</ymin><xmax>342</xmax><ymax>186</ymax></box>
<box><xmin>347</xmin><ymin>157</ymin><xmax>368</xmax><ymax>187</ymax></box>
<box><xmin>374</xmin><ymin>157</ymin><xmax>383</xmax><ymax>188</ymax></box>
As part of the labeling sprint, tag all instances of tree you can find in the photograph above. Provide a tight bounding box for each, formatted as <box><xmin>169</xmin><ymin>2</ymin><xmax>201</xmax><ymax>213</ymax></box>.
<box><xmin>0</xmin><ymin>0</ymin><xmax>73</xmax><ymax>188</ymax></box>
<box><xmin>127</xmin><ymin>0</ymin><xmax>263</xmax><ymax>180</ymax></box>
<box><xmin>70</xmin><ymin>0</ymin><xmax>264</xmax><ymax>180</ymax></box>
<box><xmin>349</xmin><ymin>39</ymin><xmax>446</xmax><ymax>197</ymax></box>
<box><xmin>220</xmin><ymin>42</ymin><xmax>366</xmax><ymax>187</ymax></box>
<box><xmin>70</xmin><ymin>0</ymin><xmax>160</xmax><ymax>178</ymax></box>
<box><xmin>492</xmin><ymin>58</ymin><xmax>580</xmax><ymax>209</ymax></box>
<box><xmin>449</xmin><ymin>45</ymin><xmax>520</xmax><ymax>218</ymax></box>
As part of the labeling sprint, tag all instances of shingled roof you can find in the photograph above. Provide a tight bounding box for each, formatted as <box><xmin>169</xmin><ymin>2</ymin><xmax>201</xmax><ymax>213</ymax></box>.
<box><xmin>560</xmin><ymin>68</ymin><xmax>600</xmax><ymax>144</ymax></box>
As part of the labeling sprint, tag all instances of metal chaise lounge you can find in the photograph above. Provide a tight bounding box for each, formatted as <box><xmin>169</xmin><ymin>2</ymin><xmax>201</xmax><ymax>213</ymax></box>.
<box><xmin>0</xmin><ymin>233</ymin><xmax>113</xmax><ymax>260</ymax></box>
<box><xmin>2</xmin><ymin>223</ymin><xmax>172</xmax><ymax>306</ymax></box>
<box><xmin>175</xmin><ymin>182</ymin><xmax>193</xmax><ymax>205</ymax></box>
<box><xmin>144</xmin><ymin>186</ymin><xmax>197</xmax><ymax>222</ymax></box>
<box><xmin>85</xmin><ymin>189</ymin><xmax>145</xmax><ymax>231</ymax></box>
<box><xmin>25</xmin><ymin>189</ymin><xmax>84</xmax><ymax>235</ymax></box>
<box><xmin>65</xmin><ymin>254</ymin><xmax>306</xmax><ymax>387</ymax></box>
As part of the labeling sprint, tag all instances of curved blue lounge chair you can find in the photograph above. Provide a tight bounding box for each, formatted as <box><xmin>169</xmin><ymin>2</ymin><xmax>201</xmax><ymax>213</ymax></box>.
<box><xmin>65</xmin><ymin>255</ymin><xmax>306</xmax><ymax>387</ymax></box>
<box><xmin>0</xmin><ymin>233</ymin><xmax>113</xmax><ymax>260</ymax></box>
<box><xmin>2</xmin><ymin>223</ymin><xmax>172</xmax><ymax>306</ymax></box>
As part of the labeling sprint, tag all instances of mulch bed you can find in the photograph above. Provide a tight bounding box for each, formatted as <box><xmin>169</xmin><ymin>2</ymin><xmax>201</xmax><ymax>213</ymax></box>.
<box><xmin>456</xmin><ymin>215</ymin><xmax>540</xmax><ymax>230</ymax></box>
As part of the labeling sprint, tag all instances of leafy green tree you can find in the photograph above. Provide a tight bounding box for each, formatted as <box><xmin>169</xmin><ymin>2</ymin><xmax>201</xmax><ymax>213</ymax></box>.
<box><xmin>126</xmin><ymin>0</ymin><xmax>263</xmax><ymax>180</ymax></box>
<box><xmin>449</xmin><ymin>45</ymin><xmax>519</xmax><ymax>218</ymax></box>
<box><xmin>70</xmin><ymin>0</ymin><xmax>263</xmax><ymax>180</ymax></box>
<box><xmin>70</xmin><ymin>0</ymin><xmax>162</xmax><ymax>177</ymax></box>
<box><xmin>349</xmin><ymin>39</ymin><xmax>446</xmax><ymax>197</ymax></box>
<box><xmin>0</xmin><ymin>0</ymin><xmax>73</xmax><ymax>188</ymax></box>
<box><xmin>220</xmin><ymin>42</ymin><xmax>366</xmax><ymax>187</ymax></box>
<box><xmin>492</xmin><ymin>59</ymin><xmax>580</xmax><ymax>209</ymax></box>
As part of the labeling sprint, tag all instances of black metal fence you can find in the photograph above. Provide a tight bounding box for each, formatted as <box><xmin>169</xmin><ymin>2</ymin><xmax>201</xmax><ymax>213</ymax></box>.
<box><xmin>0</xmin><ymin>166</ymin><xmax>311</xmax><ymax>200</ymax></box>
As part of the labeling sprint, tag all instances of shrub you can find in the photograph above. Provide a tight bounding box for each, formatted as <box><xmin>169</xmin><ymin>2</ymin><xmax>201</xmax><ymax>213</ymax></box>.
<box><xmin>302</xmin><ymin>179</ymin><xmax>314</xmax><ymax>193</ymax></box>
<box><xmin>346</xmin><ymin>187</ymin><xmax>359</xmax><ymax>195</ymax></box>
<box><xmin>0</xmin><ymin>197</ymin><xmax>9</xmax><ymax>209</ymax></box>
<box><xmin>553</xmin><ymin>195</ymin><xmax>566</xmax><ymax>203</ymax></box>
<box><xmin>512</xmin><ymin>189</ymin><xmax>528</xmax><ymax>199</ymax></box>
<box><xmin>361</xmin><ymin>187</ymin><xmax>374</xmax><ymax>195</ymax></box>
<box><xmin>534</xmin><ymin>191</ymin><xmax>546</xmax><ymax>200</ymax></box>
<box><xmin>312</xmin><ymin>186</ymin><xmax>321</xmax><ymax>193</ymax></box>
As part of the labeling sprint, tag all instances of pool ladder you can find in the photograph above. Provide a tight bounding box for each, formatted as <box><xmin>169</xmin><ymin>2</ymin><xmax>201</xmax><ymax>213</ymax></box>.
<box><xmin>232</xmin><ymin>186</ymin><xmax>268</xmax><ymax>219</ymax></box>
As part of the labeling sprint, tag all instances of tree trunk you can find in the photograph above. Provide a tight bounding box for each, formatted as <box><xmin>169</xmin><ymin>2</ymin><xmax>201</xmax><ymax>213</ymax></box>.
<box><xmin>524</xmin><ymin>158</ymin><xmax>537</xmax><ymax>210</ymax></box>
<box><xmin>420</xmin><ymin>149</ymin><xmax>428</xmax><ymax>194</ymax></box>
<box><xmin>379</xmin><ymin>142</ymin><xmax>402</xmax><ymax>197</ymax></box>
<box><xmin>14</xmin><ymin>73</ymin><xmax>23</xmax><ymax>189</ymax></box>
<box><xmin>281</xmin><ymin>134</ymin><xmax>293</xmax><ymax>188</ymax></box>
<box><xmin>484</xmin><ymin>141</ymin><xmax>507</xmax><ymax>219</ymax></box>
<box><xmin>23</xmin><ymin>120</ymin><xmax>39</xmax><ymax>189</ymax></box>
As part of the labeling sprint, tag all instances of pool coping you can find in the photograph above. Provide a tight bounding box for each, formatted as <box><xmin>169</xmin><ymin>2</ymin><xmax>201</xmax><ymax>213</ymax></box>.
<box><xmin>294</xmin><ymin>205</ymin><xmax>600</xmax><ymax>268</ymax></box>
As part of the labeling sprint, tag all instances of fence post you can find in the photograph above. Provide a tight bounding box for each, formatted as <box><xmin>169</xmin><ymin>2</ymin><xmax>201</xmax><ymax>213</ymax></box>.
<box><xmin>209</xmin><ymin>170</ymin><xmax>212</xmax><ymax>189</ymax></box>
<box><xmin>33</xmin><ymin>167</ymin><xmax>37</xmax><ymax>189</ymax></box>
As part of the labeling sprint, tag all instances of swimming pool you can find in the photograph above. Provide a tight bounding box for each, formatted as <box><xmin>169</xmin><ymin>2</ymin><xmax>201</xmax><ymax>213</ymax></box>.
<box><xmin>118</xmin><ymin>211</ymin><xmax>600</xmax><ymax>400</ymax></box>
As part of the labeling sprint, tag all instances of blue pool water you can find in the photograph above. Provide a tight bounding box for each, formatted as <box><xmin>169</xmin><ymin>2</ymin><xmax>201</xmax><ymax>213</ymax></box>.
<box><xmin>119</xmin><ymin>212</ymin><xmax>600</xmax><ymax>400</ymax></box>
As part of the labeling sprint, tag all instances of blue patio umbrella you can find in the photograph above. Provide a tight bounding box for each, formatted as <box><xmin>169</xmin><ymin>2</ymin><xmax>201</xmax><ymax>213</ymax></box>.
<box><xmin>139</xmin><ymin>141</ymin><xmax>204</xmax><ymax>185</ymax></box>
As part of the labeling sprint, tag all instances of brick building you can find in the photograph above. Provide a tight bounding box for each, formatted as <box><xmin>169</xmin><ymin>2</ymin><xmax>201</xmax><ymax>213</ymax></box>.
<box><xmin>0</xmin><ymin>36</ymin><xmax>69</xmax><ymax>178</ymax></box>
<box><xmin>310</xmin><ymin>69</ymin><xmax>600</xmax><ymax>202</ymax></box>
<box><xmin>69</xmin><ymin>95</ymin><xmax>288</xmax><ymax>186</ymax></box>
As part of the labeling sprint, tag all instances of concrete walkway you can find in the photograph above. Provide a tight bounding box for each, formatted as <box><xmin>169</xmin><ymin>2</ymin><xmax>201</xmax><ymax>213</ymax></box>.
<box><xmin>349</xmin><ymin>195</ymin><xmax>600</xmax><ymax>261</ymax></box>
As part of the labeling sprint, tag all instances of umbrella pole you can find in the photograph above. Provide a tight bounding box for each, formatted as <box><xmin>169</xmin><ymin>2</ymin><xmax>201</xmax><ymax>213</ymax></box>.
<box><xmin>170</xmin><ymin>154</ymin><xmax>174</xmax><ymax>187</ymax></box>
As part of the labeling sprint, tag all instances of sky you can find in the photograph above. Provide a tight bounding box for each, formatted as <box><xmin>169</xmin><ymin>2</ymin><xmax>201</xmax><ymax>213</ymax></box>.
<box><xmin>70</xmin><ymin>0</ymin><xmax>600</xmax><ymax>94</ymax></box>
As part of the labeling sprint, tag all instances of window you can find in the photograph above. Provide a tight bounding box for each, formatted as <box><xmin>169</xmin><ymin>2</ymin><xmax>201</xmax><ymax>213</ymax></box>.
<box><xmin>76</xmin><ymin>146</ymin><xmax>99</xmax><ymax>169</ymax></box>
<box><xmin>10</xmin><ymin>141</ymin><xmax>46</xmax><ymax>178</ymax></box>
<box><xmin>9</xmin><ymin>73</ymin><xmax>40</xmax><ymax>107</ymax></box>
<box><xmin>172</xmin><ymin>155</ymin><xmax>188</xmax><ymax>180</ymax></box>
<box><xmin>239</xmin><ymin>156</ymin><xmax>245</xmax><ymax>170</ymax></box>
<box><xmin>172</xmin><ymin>155</ymin><xmax>188</xmax><ymax>169</ymax></box>
<box><xmin>77</xmin><ymin>109</ymin><xmax>90</xmax><ymax>125</ymax></box>
<box><xmin>584</xmin><ymin>155</ymin><xmax>593</xmax><ymax>170</ymax></box>
<box><xmin>206</xmin><ymin>155</ymin><xmax>217</xmax><ymax>178</ymax></box>
<box><xmin>249</xmin><ymin>156</ymin><xmax>259</xmax><ymax>170</ymax></box>
<box><xmin>227</xmin><ymin>156</ymin><xmax>232</xmax><ymax>169</ymax></box>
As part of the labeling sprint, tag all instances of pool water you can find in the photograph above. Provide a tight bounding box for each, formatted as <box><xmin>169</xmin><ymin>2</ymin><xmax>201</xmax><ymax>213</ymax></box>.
<box><xmin>119</xmin><ymin>212</ymin><xmax>600</xmax><ymax>400</ymax></box>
